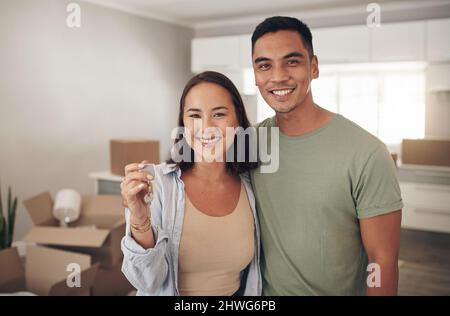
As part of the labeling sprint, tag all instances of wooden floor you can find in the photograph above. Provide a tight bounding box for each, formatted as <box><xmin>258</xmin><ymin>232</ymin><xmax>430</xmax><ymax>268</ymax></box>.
<box><xmin>398</xmin><ymin>229</ymin><xmax>450</xmax><ymax>296</ymax></box>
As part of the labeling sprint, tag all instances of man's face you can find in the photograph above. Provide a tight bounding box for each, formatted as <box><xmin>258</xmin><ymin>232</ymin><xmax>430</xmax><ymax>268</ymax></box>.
<box><xmin>252</xmin><ymin>30</ymin><xmax>318</xmax><ymax>114</ymax></box>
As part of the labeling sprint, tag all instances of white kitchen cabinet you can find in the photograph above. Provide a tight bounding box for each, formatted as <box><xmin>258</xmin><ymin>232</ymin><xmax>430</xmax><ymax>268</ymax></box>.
<box><xmin>371</xmin><ymin>21</ymin><xmax>426</xmax><ymax>61</ymax></box>
<box><xmin>313</xmin><ymin>25</ymin><xmax>370</xmax><ymax>64</ymax></box>
<box><xmin>191</xmin><ymin>34</ymin><xmax>256</xmax><ymax>94</ymax></box>
<box><xmin>191</xmin><ymin>34</ymin><xmax>253</xmax><ymax>72</ymax></box>
<box><xmin>191</xmin><ymin>35</ymin><xmax>241</xmax><ymax>73</ymax></box>
<box><xmin>400</xmin><ymin>181</ymin><xmax>450</xmax><ymax>233</ymax></box>
<box><xmin>426</xmin><ymin>63</ymin><xmax>450</xmax><ymax>92</ymax></box>
<box><xmin>426</xmin><ymin>18</ymin><xmax>450</xmax><ymax>62</ymax></box>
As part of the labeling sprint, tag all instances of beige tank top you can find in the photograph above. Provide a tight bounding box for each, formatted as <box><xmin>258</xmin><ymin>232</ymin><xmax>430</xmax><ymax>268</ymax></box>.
<box><xmin>178</xmin><ymin>183</ymin><xmax>255</xmax><ymax>296</ymax></box>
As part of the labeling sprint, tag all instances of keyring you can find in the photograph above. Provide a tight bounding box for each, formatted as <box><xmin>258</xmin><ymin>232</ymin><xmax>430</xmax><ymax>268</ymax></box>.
<box><xmin>144</xmin><ymin>191</ymin><xmax>153</xmax><ymax>204</ymax></box>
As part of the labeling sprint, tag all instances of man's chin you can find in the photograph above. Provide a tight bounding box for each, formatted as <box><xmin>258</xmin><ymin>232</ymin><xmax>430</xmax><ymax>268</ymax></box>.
<box><xmin>260</xmin><ymin>93</ymin><xmax>299</xmax><ymax>114</ymax></box>
<box><xmin>272</xmin><ymin>103</ymin><xmax>298</xmax><ymax>114</ymax></box>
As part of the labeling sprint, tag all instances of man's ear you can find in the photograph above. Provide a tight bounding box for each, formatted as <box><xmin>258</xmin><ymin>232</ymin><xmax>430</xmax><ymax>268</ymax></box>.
<box><xmin>311</xmin><ymin>55</ymin><xmax>319</xmax><ymax>79</ymax></box>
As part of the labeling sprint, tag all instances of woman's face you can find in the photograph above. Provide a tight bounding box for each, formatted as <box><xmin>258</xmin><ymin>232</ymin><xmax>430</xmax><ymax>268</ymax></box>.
<box><xmin>183</xmin><ymin>82</ymin><xmax>240</xmax><ymax>162</ymax></box>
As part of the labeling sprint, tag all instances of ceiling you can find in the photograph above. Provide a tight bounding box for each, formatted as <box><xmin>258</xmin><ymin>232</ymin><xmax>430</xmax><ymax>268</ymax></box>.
<box><xmin>81</xmin><ymin>0</ymin><xmax>450</xmax><ymax>28</ymax></box>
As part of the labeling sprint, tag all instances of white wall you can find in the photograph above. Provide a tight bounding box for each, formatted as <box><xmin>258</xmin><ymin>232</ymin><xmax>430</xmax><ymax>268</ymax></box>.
<box><xmin>0</xmin><ymin>0</ymin><xmax>193</xmax><ymax>241</ymax></box>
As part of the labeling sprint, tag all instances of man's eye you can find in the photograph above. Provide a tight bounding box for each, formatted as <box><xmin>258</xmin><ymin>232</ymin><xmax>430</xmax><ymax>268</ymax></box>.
<box><xmin>287</xmin><ymin>59</ymin><xmax>300</xmax><ymax>65</ymax></box>
<box><xmin>259</xmin><ymin>63</ymin><xmax>271</xmax><ymax>70</ymax></box>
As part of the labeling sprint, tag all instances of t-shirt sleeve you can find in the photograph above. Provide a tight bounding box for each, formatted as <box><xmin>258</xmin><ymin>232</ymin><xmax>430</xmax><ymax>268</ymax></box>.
<box><xmin>353</xmin><ymin>145</ymin><xmax>404</xmax><ymax>219</ymax></box>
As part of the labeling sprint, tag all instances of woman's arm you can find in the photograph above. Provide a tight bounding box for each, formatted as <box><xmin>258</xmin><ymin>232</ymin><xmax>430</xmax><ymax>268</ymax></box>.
<box><xmin>130</xmin><ymin>211</ymin><xmax>155</xmax><ymax>249</ymax></box>
<box><xmin>121</xmin><ymin>161</ymin><xmax>156</xmax><ymax>249</ymax></box>
<box><xmin>121</xmin><ymin>207</ymin><xmax>170</xmax><ymax>295</ymax></box>
<box><xmin>120</xmin><ymin>162</ymin><xmax>170</xmax><ymax>295</ymax></box>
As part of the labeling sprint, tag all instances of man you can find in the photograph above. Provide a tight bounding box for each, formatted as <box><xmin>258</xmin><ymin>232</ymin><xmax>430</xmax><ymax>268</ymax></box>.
<box><xmin>250</xmin><ymin>16</ymin><xmax>403</xmax><ymax>295</ymax></box>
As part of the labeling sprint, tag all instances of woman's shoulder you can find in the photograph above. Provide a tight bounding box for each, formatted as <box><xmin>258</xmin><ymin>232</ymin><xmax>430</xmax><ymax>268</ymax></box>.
<box><xmin>150</xmin><ymin>162</ymin><xmax>180</xmax><ymax>183</ymax></box>
<box><xmin>153</xmin><ymin>162</ymin><xmax>176</xmax><ymax>174</ymax></box>
<box><xmin>143</xmin><ymin>162</ymin><xmax>175</xmax><ymax>176</ymax></box>
<box><xmin>147</xmin><ymin>163</ymin><xmax>180</xmax><ymax>211</ymax></box>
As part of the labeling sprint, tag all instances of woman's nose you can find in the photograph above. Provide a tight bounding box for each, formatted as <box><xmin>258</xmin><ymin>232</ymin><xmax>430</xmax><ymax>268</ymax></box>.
<box><xmin>192</xmin><ymin>117</ymin><xmax>214</xmax><ymax>137</ymax></box>
<box><xmin>202</xmin><ymin>116</ymin><xmax>215</xmax><ymax>130</ymax></box>
<box><xmin>200</xmin><ymin>118</ymin><xmax>222</xmax><ymax>138</ymax></box>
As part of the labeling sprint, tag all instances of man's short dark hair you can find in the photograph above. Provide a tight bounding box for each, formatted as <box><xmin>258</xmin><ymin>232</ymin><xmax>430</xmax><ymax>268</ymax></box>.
<box><xmin>251</xmin><ymin>16</ymin><xmax>314</xmax><ymax>58</ymax></box>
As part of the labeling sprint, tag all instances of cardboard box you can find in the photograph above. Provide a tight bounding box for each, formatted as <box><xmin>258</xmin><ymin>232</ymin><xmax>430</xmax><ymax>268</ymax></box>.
<box><xmin>23</xmin><ymin>192</ymin><xmax>125</xmax><ymax>268</ymax></box>
<box><xmin>0</xmin><ymin>247</ymin><xmax>26</xmax><ymax>293</ymax></box>
<box><xmin>402</xmin><ymin>139</ymin><xmax>450</xmax><ymax>167</ymax></box>
<box><xmin>92</xmin><ymin>260</ymin><xmax>135</xmax><ymax>296</ymax></box>
<box><xmin>0</xmin><ymin>246</ymin><xmax>98</xmax><ymax>296</ymax></box>
<box><xmin>110</xmin><ymin>139</ymin><xmax>160</xmax><ymax>176</ymax></box>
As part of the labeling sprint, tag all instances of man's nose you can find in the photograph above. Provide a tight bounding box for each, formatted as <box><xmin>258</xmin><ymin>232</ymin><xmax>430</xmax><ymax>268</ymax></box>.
<box><xmin>271</xmin><ymin>65</ymin><xmax>289</xmax><ymax>83</ymax></box>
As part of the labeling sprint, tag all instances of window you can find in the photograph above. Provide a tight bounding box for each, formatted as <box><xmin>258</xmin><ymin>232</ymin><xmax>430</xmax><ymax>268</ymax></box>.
<box><xmin>256</xmin><ymin>62</ymin><xmax>426</xmax><ymax>146</ymax></box>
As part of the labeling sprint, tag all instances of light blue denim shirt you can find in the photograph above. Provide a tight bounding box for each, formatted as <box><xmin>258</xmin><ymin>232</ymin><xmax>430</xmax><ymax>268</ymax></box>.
<box><xmin>121</xmin><ymin>162</ymin><xmax>262</xmax><ymax>296</ymax></box>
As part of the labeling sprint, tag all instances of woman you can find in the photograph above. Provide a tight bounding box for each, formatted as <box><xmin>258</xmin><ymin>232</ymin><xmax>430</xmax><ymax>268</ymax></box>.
<box><xmin>120</xmin><ymin>71</ymin><xmax>262</xmax><ymax>296</ymax></box>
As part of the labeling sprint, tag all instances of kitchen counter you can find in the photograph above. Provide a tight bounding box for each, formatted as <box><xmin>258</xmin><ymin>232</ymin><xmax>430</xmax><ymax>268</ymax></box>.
<box><xmin>89</xmin><ymin>171</ymin><xmax>122</xmax><ymax>195</ymax></box>
<box><xmin>397</xmin><ymin>163</ymin><xmax>450</xmax><ymax>186</ymax></box>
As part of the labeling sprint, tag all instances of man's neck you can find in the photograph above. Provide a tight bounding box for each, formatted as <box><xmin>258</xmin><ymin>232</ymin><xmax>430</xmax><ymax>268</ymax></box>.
<box><xmin>275</xmin><ymin>95</ymin><xmax>334</xmax><ymax>137</ymax></box>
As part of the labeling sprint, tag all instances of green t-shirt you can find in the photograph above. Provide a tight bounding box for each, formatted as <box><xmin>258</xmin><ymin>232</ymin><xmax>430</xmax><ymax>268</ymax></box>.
<box><xmin>251</xmin><ymin>114</ymin><xmax>403</xmax><ymax>296</ymax></box>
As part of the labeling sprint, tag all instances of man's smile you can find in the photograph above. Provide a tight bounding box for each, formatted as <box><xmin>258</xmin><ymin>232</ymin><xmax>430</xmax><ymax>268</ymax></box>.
<box><xmin>268</xmin><ymin>87</ymin><xmax>296</xmax><ymax>100</ymax></box>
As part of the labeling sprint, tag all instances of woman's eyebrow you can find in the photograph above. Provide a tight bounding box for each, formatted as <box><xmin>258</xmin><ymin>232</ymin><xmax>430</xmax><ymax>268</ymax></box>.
<box><xmin>186</xmin><ymin>108</ymin><xmax>201</xmax><ymax>112</ymax></box>
<box><xmin>212</xmin><ymin>106</ymin><xmax>228</xmax><ymax>111</ymax></box>
<box><xmin>186</xmin><ymin>106</ymin><xmax>228</xmax><ymax>112</ymax></box>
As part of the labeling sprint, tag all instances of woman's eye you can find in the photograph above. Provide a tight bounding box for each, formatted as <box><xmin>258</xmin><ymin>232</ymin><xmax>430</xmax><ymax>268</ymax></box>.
<box><xmin>213</xmin><ymin>112</ymin><xmax>225</xmax><ymax>118</ymax></box>
<box><xmin>189</xmin><ymin>114</ymin><xmax>201</xmax><ymax>118</ymax></box>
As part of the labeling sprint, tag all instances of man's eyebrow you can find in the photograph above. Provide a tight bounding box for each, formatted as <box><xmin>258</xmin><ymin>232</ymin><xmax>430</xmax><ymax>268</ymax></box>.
<box><xmin>283</xmin><ymin>52</ymin><xmax>305</xmax><ymax>59</ymax></box>
<box><xmin>254</xmin><ymin>52</ymin><xmax>305</xmax><ymax>63</ymax></box>
<box><xmin>254</xmin><ymin>56</ymin><xmax>271</xmax><ymax>64</ymax></box>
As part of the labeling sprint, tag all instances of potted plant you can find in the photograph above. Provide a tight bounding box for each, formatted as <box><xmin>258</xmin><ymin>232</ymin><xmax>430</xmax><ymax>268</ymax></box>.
<box><xmin>0</xmin><ymin>182</ymin><xmax>18</xmax><ymax>250</ymax></box>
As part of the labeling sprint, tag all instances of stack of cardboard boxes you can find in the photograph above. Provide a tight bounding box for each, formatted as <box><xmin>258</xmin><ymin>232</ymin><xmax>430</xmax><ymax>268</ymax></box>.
<box><xmin>0</xmin><ymin>139</ymin><xmax>160</xmax><ymax>296</ymax></box>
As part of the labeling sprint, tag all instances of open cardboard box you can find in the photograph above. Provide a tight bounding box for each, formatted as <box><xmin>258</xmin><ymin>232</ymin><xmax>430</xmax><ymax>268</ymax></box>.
<box><xmin>92</xmin><ymin>261</ymin><xmax>135</xmax><ymax>296</ymax></box>
<box><xmin>0</xmin><ymin>246</ymin><xmax>98</xmax><ymax>296</ymax></box>
<box><xmin>22</xmin><ymin>192</ymin><xmax>126</xmax><ymax>268</ymax></box>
